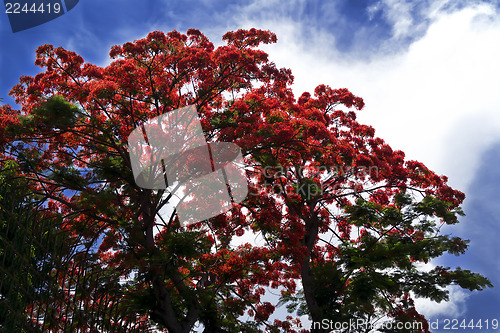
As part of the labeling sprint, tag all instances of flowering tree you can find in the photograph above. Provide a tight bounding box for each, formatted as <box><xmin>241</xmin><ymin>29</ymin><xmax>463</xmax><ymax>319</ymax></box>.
<box><xmin>0</xmin><ymin>29</ymin><xmax>491</xmax><ymax>332</ymax></box>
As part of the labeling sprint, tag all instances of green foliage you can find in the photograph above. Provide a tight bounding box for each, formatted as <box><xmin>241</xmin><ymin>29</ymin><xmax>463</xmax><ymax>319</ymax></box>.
<box><xmin>278</xmin><ymin>289</ymin><xmax>309</xmax><ymax>316</ymax></box>
<box><xmin>414</xmin><ymin>195</ymin><xmax>464</xmax><ymax>225</ymax></box>
<box><xmin>0</xmin><ymin>161</ymin><xmax>69</xmax><ymax>331</ymax></box>
<box><xmin>48</xmin><ymin>165</ymin><xmax>89</xmax><ymax>190</ymax></box>
<box><xmin>280</xmin><ymin>194</ymin><xmax>492</xmax><ymax>330</ymax></box>
<box><xmin>32</xmin><ymin>94</ymin><xmax>80</xmax><ymax>130</ymax></box>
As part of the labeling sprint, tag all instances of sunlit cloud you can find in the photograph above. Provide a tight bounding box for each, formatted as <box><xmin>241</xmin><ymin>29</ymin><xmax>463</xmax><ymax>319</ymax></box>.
<box><xmin>414</xmin><ymin>286</ymin><xmax>470</xmax><ymax>318</ymax></box>
<box><xmin>223</xmin><ymin>1</ymin><xmax>500</xmax><ymax>192</ymax></box>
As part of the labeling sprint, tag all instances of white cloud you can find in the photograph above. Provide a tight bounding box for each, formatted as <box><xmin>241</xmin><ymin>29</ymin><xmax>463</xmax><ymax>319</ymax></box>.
<box><xmin>412</xmin><ymin>262</ymin><xmax>470</xmax><ymax>318</ymax></box>
<box><xmin>229</xmin><ymin>2</ymin><xmax>500</xmax><ymax>192</ymax></box>
<box><xmin>367</xmin><ymin>0</ymin><xmax>460</xmax><ymax>39</ymax></box>
<box><xmin>369</xmin><ymin>0</ymin><xmax>416</xmax><ymax>38</ymax></box>
<box><xmin>414</xmin><ymin>285</ymin><xmax>470</xmax><ymax>318</ymax></box>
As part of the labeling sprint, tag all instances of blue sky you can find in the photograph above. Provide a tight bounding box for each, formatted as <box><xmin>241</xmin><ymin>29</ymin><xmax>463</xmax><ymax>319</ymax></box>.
<box><xmin>1</xmin><ymin>0</ymin><xmax>500</xmax><ymax>330</ymax></box>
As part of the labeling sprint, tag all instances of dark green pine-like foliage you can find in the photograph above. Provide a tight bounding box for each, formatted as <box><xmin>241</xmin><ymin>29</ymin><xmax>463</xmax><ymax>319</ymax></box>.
<box><xmin>0</xmin><ymin>161</ymin><xmax>68</xmax><ymax>331</ymax></box>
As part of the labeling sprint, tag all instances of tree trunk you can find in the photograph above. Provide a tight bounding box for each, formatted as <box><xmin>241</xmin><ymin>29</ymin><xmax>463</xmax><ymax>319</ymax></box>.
<box><xmin>300</xmin><ymin>210</ymin><xmax>328</xmax><ymax>333</ymax></box>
